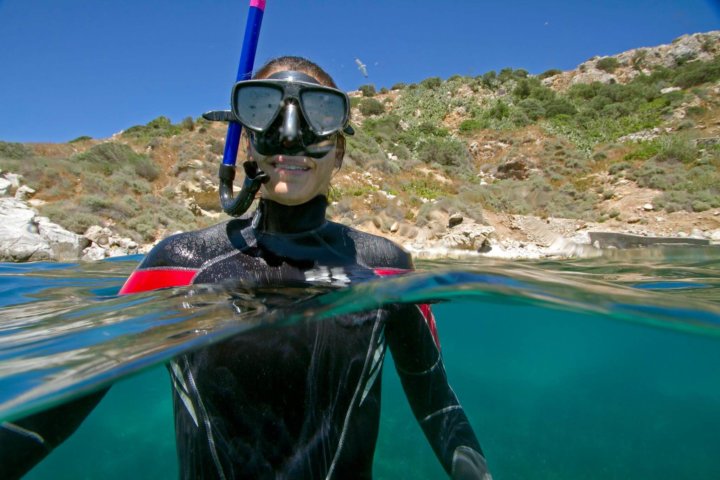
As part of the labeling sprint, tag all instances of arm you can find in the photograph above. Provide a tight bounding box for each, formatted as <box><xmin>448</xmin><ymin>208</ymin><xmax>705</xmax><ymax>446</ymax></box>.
<box><xmin>0</xmin><ymin>235</ymin><xmax>190</xmax><ymax>478</ymax></box>
<box><xmin>0</xmin><ymin>388</ymin><xmax>108</xmax><ymax>480</ymax></box>
<box><xmin>385</xmin><ymin>303</ymin><xmax>491</xmax><ymax>479</ymax></box>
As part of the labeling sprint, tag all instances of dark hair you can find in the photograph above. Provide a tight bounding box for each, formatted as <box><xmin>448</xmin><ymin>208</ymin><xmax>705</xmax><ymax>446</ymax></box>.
<box><xmin>253</xmin><ymin>56</ymin><xmax>337</xmax><ymax>88</ymax></box>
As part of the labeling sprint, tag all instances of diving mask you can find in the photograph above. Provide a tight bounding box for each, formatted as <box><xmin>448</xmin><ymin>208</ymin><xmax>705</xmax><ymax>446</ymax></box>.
<box><xmin>231</xmin><ymin>70</ymin><xmax>354</xmax><ymax>157</ymax></box>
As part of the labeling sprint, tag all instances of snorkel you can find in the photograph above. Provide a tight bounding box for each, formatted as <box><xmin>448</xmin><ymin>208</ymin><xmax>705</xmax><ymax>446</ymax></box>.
<box><xmin>207</xmin><ymin>0</ymin><xmax>267</xmax><ymax>217</ymax></box>
<box><xmin>203</xmin><ymin>1</ymin><xmax>354</xmax><ymax>216</ymax></box>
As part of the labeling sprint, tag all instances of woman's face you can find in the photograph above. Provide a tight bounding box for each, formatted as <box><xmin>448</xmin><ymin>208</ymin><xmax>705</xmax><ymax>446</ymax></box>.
<box><xmin>249</xmin><ymin>68</ymin><xmax>339</xmax><ymax>206</ymax></box>
<box><xmin>250</xmin><ymin>136</ymin><xmax>337</xmax><ymax>206</ymax></box>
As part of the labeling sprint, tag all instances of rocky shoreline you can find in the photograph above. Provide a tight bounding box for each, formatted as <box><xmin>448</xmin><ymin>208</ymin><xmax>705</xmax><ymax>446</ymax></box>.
<box><xmin>2</xmin><ymin>171</ymin><xmax>718</xmax><ymax>263</ymax></box>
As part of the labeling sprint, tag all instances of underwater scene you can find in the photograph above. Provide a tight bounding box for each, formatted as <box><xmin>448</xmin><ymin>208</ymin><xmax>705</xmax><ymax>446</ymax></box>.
<box><xmin>1</xmin><ymin>247</ymin><xmax>719</xmax><ymax>479</ymax></box>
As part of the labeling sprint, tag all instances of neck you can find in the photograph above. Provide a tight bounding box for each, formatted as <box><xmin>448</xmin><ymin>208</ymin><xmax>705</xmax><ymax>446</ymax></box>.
<box><xmin>254</xmin><ymin>195</ymin><xmax>328</xmax><ymax>234</ymax></box>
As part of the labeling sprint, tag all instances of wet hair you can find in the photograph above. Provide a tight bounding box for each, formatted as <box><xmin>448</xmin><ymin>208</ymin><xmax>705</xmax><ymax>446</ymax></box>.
<box><xmin>253</xmin><ymin>56</ymin><xmax>338</xmax><ymax>88</ymax></box>
<box><xmin>251</xmin><ymin>56</ymin><xmax>345</xmax><ymax>168</ymax></box>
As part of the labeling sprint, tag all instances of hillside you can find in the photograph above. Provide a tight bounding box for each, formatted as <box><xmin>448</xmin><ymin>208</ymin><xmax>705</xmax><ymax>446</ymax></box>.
<box><xmin>1</xmin><ymin>31</ymin><xmax>720</xmax><ymax>261</ymax></box>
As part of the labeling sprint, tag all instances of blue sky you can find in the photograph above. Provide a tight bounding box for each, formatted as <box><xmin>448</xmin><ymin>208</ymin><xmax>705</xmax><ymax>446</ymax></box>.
<box><xmin>0</xmin><ymin>0</ymin><xmax>718</xmax><ymax>143</ymax></box>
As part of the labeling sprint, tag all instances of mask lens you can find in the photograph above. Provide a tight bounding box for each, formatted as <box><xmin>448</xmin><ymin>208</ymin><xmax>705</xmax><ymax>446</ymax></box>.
<box><xmin>233</xmin><ymin>84</ymin><xmax>283</xmax><ymax>131</ymax></box>
<box><xmin>300</xmin><ymin>89</ymin><xmax>347</xmax><ymax>135</ymax></box>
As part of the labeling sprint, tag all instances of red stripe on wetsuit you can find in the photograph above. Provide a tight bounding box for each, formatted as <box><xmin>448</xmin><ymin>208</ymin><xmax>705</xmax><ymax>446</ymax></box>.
<box><xmin>119</xmin><ymin>267</ymin><xmax>440</xmax><ymax>347</ymax></box>
<box><xmin>119</xmin><ymin>268</ymin><xmax>198</xmax><ymax>295</ymax></box>
<box><xmin>373</xmin><ymin>268</ymin><xmax>440</xmax><ymax>348</ymax></box>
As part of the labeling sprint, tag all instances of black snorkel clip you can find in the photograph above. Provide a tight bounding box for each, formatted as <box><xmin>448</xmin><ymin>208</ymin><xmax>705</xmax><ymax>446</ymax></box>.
<box><xmin>203</xmin><ymin>109</ymin><xmax>270</xmax><ymax>217</ymax></box>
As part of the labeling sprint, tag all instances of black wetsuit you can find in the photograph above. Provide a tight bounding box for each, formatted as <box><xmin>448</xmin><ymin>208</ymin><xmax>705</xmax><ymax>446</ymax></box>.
<box><xmin>1</xmin><ymin>195</ymin><xmax>487</xmax><ymax>479</ymax></box>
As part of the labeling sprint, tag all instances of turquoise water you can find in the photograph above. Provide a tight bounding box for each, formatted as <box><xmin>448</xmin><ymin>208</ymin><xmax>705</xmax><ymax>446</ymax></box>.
<box><xmin>2</xmin><ymin>247</ymin><xmax>719</xmax><ymax>479</ymax></box>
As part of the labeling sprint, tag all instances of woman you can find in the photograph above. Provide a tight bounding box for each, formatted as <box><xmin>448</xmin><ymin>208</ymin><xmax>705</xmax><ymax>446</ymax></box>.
<box><xmin>3</xmin><ymin>56</ymin><xmax>491</xmax><ymax>479</ymax></box>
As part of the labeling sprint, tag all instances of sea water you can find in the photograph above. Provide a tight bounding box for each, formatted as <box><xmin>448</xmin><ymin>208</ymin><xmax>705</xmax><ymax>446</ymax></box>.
<box><xmin>1</xmin><ymin>247</ymin><xmax>719</xmax><ymax>479</ymax></box>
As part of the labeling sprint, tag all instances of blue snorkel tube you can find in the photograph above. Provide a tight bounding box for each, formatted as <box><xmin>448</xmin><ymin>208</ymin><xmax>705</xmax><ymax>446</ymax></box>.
<box><xmin>208</xmin><ymin>0</ymin><xmax>268</xmax><ymax>217</ymax></box>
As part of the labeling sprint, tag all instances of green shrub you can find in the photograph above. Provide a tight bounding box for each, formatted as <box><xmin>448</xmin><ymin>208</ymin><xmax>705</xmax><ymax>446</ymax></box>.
<box><xmin>122</xmin><ymin>116</ymin><xmax>182</xmax><ymax>140</ymax></box>
<box><xmin>674</xmin><ymin>56</ymin><xmax>720</xmax><ymax>88</ymax></box>
<box><xmin>458</xmin><ymin>119</ymin><xmax>487</xmax><ymax>134</ymax></box>
<box><xmin>518</xmin><ymin>98</ymin><xmax>546</xmax><ymax>120</ymax></box>
<box><xmin>608</xmin><ymin>161</ymin><xmax>631</xmax><ymax>175</ymax></box>
<box><xmin>417</xmin><ymin>122</ymin><xmax>448</xmax><ymax>137</ymax></box>
<box><xmin>415</xmin><ymin>137</ymin><xmax>471</xmax><ymax>172</ymax></box>
<box><xmin>632</xmin><ymin>50</ymin><xmax>648</xmax><ymax>70</ymax></box>
<box><xmin>73</xmin><ymin>142</ymin><xmax>159</xmax><ymax>180</ymax></box>
<box><xmin>0</xmin><ymin>141</ymin><xmax>33</xmax><ymax>159</ymax></box>
<box><xmin>544</xmin><ymin>98</ymin><xmax>577</xmax><ymax>117</ymax></box>
<box><xmin>70</xmin><ymin>136</ymin><xmax>93</xmax><ymax>143</ymax></box>
<box><xmin>180</xmin><ymin>116</ymin><xmax>195</xmax><ymax>131</ymax></box>
<box><xmin>498</xmin><ymin>68</ymin><xmax>515</xmax><ymax>83</ymax></box>
<box><xmin>400</xmin><ymin>178</ymin><xmax>447</xmax><ymax>200</ymax></box>
<box><xmin>596</xmin><ymin>57</ymin><xmax>620</xmax><ymax>73</ymax></box>
<box><xmin>539</xmin><ymin>69</ymin><xmax>562</xmax><ymax>79</ymax></box>
<box><xmin>359</xmin><ymin>84</ymin><xmax>376</xmax><ymax>97</ymax></box>
<box><xmin>655</xmin><ymin>135</ymin><xmax>698</xmax><ymax>163</ymax></box>
<box><xmin>420</xmin><ymin>77</ymin><xmax>442</xmax><ymax>89</ymax></box>
<box><xmin>391</xmin><ymin>82</ymin><xmax>406</xmax><ymax>90</ymax></box>
<box><xmin>487</xmin><ymin>101</ymin><xmax>510</xmax><ymax>120</ymax></box>
<box><xmin>39</xmin><ymin>204</ymin><xmax>99</xmax><ymax>234</ymax></box>
<box><xmin>358</xmin><ymin>98</ymin><xmax>385</xmax><ymax>116</ymax></box>
<box><xmin>345</xmin><ymin>129</ymin><xmax>389</xmax><ymax>170</ymax></box>
<box><xmin>479</xmin><ymin>71</ymin><xmax>498</xmax><ymax>90</ymax></box>
<box><xmin>133</xmin><ymin>156</ymin><xmax>160</xmax><ymax>181</ymax></box>
<box><xmin>692</xmin><ymin>200</ymin><xmax>711</xmax><ymax>212</ymax></box>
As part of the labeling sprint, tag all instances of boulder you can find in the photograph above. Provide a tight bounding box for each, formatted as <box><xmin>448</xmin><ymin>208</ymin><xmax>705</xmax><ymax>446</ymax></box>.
<box><xmin>441</xmin><ymin>223</ymin><xmax>495</xmax><ymax>251</ymax></box>
<box><xmin>0</xmin><ymin>198</ymin><xmax>89</xmax><ymax>262</ymax></box>
<box><xmin>14</xmin><ymin>185</ymin><xmax>36</xmax><ymax>201</ymax></box>
<box><xmin>0</xmin><ymin>178</ymin><xmax>12</xmax><ymax>196</ymax></box>
<box><xmin>448</xmin><ymin>213</ymin><xmax>464</xmax><ymax>228</ymax></box>
<box><xmin>82</xmin><ymin>244</ymin><xmax>107</xmax><ymax>262</ymax></box>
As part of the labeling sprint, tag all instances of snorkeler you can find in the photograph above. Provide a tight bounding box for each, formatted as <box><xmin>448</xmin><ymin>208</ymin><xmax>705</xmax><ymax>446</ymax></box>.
<box><xmin>0</xmin><ymin>56</ymin><xmax>491</xmax><ymax>479</ymax></box>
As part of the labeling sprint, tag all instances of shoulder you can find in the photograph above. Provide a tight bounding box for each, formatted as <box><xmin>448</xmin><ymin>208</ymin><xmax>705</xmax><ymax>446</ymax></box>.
<box><xmin>328</xmin><ymin>221</ymin><xmax>414</xmax><ymax>271</ymax></box>
<box><xmin>139</xmin><ymin>219</ymin><xmax>240</xmax><ymax>269</ymax></box>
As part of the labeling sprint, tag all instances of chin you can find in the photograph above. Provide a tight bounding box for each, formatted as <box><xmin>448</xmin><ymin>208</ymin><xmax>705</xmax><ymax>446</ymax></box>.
<box><xmin>265</xmin><ymin>191</ymin><xmax>317</xmax><ymax>206</ymax></box>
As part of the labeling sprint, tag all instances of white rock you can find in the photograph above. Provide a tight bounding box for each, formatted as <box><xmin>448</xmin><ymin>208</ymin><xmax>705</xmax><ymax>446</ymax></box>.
<box><xmin>35</xmin><ymin>216</ymin><xmax>90</xmax><ymax>260</ymax></box>
<box><xmin>14</xmin><ymin>185</ymin><xmax>35</xmax><ymax>201</ymax></box>
<box><xmin>117</xmin><ymin>237</ymin><xmax>138</xmax><ymax>250</ymax></box>
<box><xmin>660</xmin><ymin>87</ymin><xmax>681</xmax><ymax>94</ymax></box>
<box><xmin>0</xmin><ymin>198</ymin><xmax>88</xmax><ymax>261</ymax></box>
<box><xmin>642</xmin><ymin>203</ymin><xmax>654</xmax><ymax>211</ymax></box>
<box><xmin>0</xmin><ymin>178</ymin><xmax>12</xmax><ymax>196</ymax></box>
<box><xmin>84</xmin><ymin>225</ymin><xmax>113</xmax><ymax>246</ymax></box>
<box><xmin>82</xmin><ymin>244</ymin><xmax>107</xmax><ymax>262</ymax></box>
<box><xmin>106</xmin><ymin>247</ymin><xmax>128</xmax><ymax>258</ymax></box>
<box><xmin>3</xmin><ymin>173</ymin><xmax>22</xmax><ymax>189</ymax></box>
<box><xmin>709</xmin><ymin>230</ymin><xmax>720</xmax><ymax>241</ymax></box>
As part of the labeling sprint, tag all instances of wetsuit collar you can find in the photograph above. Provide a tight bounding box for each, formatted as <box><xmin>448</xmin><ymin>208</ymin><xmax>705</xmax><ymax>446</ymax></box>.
<box><xmin>254</xmin><ymin>195</ymin><xmax>328</xmax><ymax>234</ymax></box>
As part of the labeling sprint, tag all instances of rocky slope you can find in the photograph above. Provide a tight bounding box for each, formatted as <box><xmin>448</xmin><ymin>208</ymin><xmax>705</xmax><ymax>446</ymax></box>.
<box><xmin>1</xmin><ymin>31</ymin><xmax>719</xmax><ymax>262</ymax></box>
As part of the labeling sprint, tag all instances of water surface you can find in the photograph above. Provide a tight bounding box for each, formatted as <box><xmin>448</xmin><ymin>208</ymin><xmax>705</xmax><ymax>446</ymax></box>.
<box><xmin>1</xmin><ymin>246</ymin><xmax>718</xmax><ymax>479</ymax></box>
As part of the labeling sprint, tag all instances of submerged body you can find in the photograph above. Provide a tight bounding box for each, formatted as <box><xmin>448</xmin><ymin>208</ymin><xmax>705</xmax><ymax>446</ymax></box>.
<box><xmin>122</xmin><ymin>196</ymin><xmax>482</xmax><ymax>478</ymax></box>
<box><xmin>1</xmin><ymin>57</ymin><xmax>489</xmax><ymax>479</ymax></box>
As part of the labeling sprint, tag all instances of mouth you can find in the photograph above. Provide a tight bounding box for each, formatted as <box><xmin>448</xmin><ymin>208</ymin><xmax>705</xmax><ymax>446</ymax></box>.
<box><xmin>270</xmin><ymin>159</ymin><xmax>312</xmax><ymax>174</ymax></box>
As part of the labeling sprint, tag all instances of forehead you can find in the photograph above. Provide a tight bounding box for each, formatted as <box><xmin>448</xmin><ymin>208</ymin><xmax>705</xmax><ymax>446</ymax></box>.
<box><xmin>267</xmin><ymin>70</ymin><xmax>321</xmax><ymax>85</ymax></box>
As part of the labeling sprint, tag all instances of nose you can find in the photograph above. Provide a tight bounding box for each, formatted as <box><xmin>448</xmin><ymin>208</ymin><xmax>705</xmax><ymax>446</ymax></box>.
<box><xmin>279</xmin><ymin>103</ymin><xmax>301</xmax><ymax>147</ymax></box>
